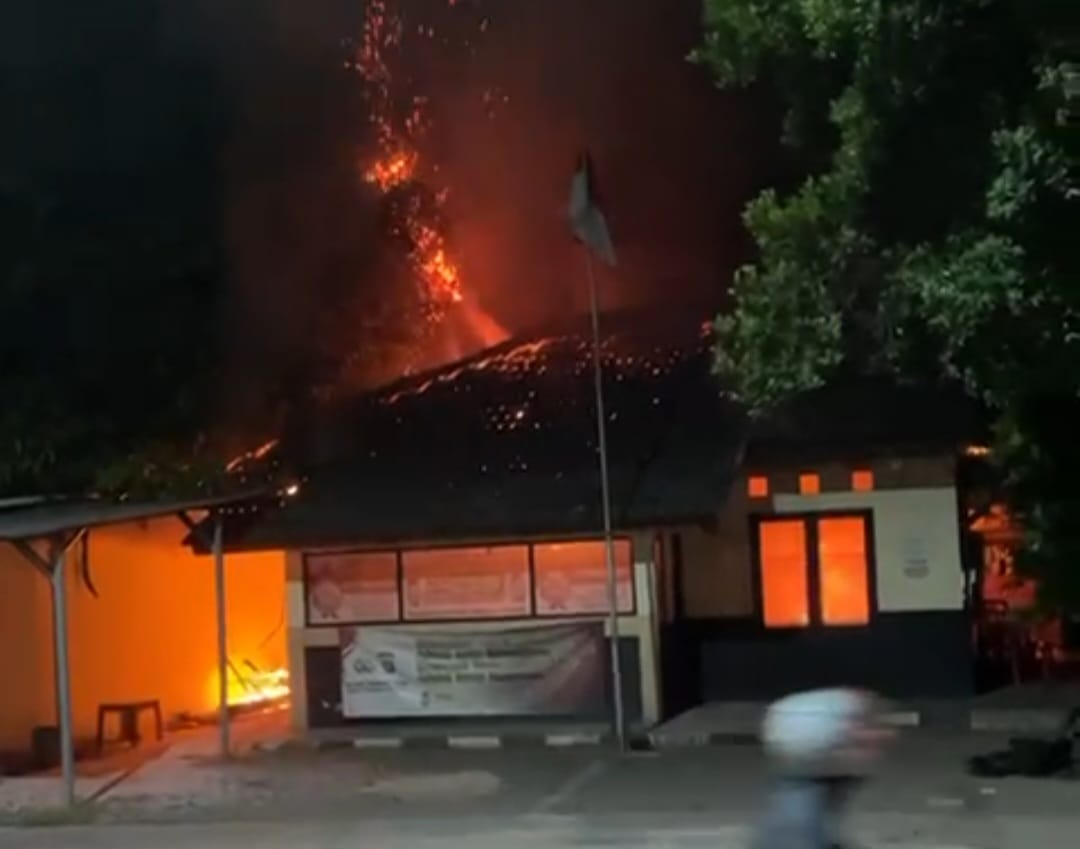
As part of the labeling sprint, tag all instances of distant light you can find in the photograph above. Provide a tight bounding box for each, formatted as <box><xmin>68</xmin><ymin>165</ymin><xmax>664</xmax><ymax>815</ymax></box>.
<box><xmin>284</xmin><ymin>483</ymin><xmax>300</xmax><ymax>497</ymax></box>
<box><xmin>964</xmin><ymin>444</ymin><xmax>991</xmax><ymax>458</ymax></box>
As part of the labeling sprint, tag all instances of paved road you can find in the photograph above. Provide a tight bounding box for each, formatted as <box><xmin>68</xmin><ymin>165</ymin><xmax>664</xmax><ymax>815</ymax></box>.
<box><xmin>4</xmin><ymin>812</ymin><xmax>1080</xmax><ymax>849</ymax></box>
<box><xmin>2</xmin><ymin>732</ymin><xmax>1078</xmax><ymax>847</ymax></box>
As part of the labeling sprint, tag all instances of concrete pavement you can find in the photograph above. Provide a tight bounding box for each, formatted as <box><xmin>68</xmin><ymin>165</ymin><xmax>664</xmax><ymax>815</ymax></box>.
<box><xmin>4</xmin><ymin>811</ymin><xmax>1080</xmax><ymax>849</ymax></box>
<box><xmin>2</xmin><ymin>731</ymin><xmax>1078</xmax><ymax>846</ymax></box>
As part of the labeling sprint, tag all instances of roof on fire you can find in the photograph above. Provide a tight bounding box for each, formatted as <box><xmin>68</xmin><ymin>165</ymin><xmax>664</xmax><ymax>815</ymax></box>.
<box><xmin>208</xmin><ymin>307</ymin><xmax>983</xmax><ymax>552</ymax></box>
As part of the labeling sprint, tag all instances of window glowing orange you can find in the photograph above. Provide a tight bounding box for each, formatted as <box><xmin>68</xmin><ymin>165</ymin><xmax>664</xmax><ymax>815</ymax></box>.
<box><xmin>748</xmin><ymin>476</ymin><xmax>769</xmax><ymax>498</ymax></box>
<box><xmin>817</xmin><ymin>517</ymin><xmax>871</xmax><ymax>625</ymax></box>
<box><xmin>533</xmin><ymin>539</ymin><xmax>634</xmax><ymax>615</ymax></box>
<box><xmin>758</xmin><ymin>520</ymin><xmax>810</xmax><ymax>627</ymax></box>
<box><xmin>851</xmin><ymin>470</ymin><xmax>875</xmax><ymax>492</ymax></box>
<box><xmin>402</xmin><ymin>545</ymin><xmax>530</xmax><ymax>620</ymax></box>
<box><xmin>798</xmin><ymin>473</ymin><xmax>821</xmax><ymax>495</ymax></box>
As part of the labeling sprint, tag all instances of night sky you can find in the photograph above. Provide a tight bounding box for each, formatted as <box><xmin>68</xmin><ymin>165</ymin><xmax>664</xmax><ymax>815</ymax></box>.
<box><xmin>3</xmin><ymin>0</ymin><xmax>775</xmax><ymax>417</ymax></box>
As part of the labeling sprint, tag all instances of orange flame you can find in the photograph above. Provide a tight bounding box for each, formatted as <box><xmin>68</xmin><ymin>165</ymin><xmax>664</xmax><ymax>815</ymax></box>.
<box><xmin>352</xmin><ymin>0</ymin><xmax>478</xmax><ymax>328</ymax></box>
<box><xmin>209</xmin><ymin>665</ymin><xmax>290</xmax><ymax>710</ymax></box>
<box><xmin>363</xmin><ymin>150</ymin><xmax>418</xmax><ymax>191</ymax></box>
<box><xmin>229</xmin><ymin>667</ymin><xmax>290</xmax><ymax>708</ymax></box>
<box><xmin>225</xmin><ymin>438</ymin><xmax>280</xmax><ymax>473</ymax></box>
<box><xmin>381</xmin><ymin>338</ymin><xmax>559</xmax><ymax>404</ymax></box>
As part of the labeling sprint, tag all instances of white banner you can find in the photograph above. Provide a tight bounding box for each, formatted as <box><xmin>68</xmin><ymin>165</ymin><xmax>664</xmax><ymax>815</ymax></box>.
<box><xmin>340</xmin><ymin>623</ymin><xmax>605</xmax><ymax>717</ymax></box>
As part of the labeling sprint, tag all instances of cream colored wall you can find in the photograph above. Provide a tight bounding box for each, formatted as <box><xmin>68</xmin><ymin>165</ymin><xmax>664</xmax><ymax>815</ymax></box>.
<box><xmin>773</xmin><ymin>487</ymin><xmax>966</xmax><ymax>612</ymax></box>
<box><xmin>678</xmin><ymin>494</ymin><xmax>755</xmax><ymax>618</ymax></box>
<box><xmin>0</xmin><ymin>519</ymin><xmax>286</xmax><ymax>754</ymax></box>
<box><xmin>284</xmin><ymin>532</ymin><xmax>663</xmax><ymax>730</ymax></box>
<box><xmin>674</xmin><ymin>454</ymin><xmax>961</xmax><ymax>620</ymax></box>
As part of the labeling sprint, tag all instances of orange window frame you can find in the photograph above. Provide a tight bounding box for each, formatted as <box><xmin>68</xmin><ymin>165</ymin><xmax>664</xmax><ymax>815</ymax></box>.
<box><xmin>754</xmin><ymin>512</ymin><xmax>874</xmax><ymax>629</ymax></box>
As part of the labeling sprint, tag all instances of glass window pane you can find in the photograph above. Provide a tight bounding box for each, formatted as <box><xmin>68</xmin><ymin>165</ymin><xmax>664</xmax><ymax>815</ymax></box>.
<box><xmin>402</xmin><ymin>546</ymin><xmax>530</xmax><ymax>620</ymax></box>
<box><xmin>817</xmin><ymin>517</ymin><xmax>871</xmax><ymax>625</ymax></box>
<box><xmin>758</xmin><ymin>520</ymin><xmax>810</xmax><ymax>627</ymax></box>
<box><xmin>799</xmin><ymin>473</ymin><xmax>821</xmax><ymax>495</ymax></box>
<box><xmin>748</xmin><ymin>476</ymin><xmax>769</xmax><ymax>498</ymax></box>
<box><xmin>306</xmin><ymin>551</ymin><xmax>399</xmax><ymax>624</ymax></box>
<box><xmin>534</xmin><ymin>539</ymin><xmax>633</xmax><ymax>615</ymax></box>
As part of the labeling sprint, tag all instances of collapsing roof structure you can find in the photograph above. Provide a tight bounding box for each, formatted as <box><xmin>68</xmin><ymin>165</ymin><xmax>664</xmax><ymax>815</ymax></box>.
<box><xmin>213</xmin><ymin>308</ymin><xmax>983</xmax><ymax>551</ymax></box>
<box><xmin>229</xmin><ymin>309</ymin><xmax>739</xmax><ymax>548</ymax></box>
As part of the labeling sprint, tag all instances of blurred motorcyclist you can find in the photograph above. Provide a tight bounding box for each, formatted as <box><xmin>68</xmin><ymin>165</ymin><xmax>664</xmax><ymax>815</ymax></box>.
<box><xmin>753</xmin><ymin>688</ymin><xmax>893</xmax><ymax>849</ymax></box>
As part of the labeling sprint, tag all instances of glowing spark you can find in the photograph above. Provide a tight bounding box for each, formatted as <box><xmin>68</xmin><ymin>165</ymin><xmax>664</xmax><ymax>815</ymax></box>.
<box><xmin>363</xmin><ymin>150</ymin><xmax>418</xmax><ymax>191</ymax></box>
<box><xmin>225</xmin><ymin>439</ymin><xmax>280</xmax><ymax>473</ymax></box>
<box><xmin>354</xmin><ymin>0</ymin><xmax>469</xmax><ymax>320</ymax></box>
<box><xmin>381</xmin><ymin>338</ymin><xmax>560</xmax><ymax>404</ymax></box>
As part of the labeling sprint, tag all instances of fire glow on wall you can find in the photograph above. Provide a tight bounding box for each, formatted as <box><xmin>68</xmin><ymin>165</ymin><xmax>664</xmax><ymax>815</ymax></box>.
<box><xmin>0</xmin><ymin>518</ymin><xmax>288</xmax><ymax>754</ymax></box>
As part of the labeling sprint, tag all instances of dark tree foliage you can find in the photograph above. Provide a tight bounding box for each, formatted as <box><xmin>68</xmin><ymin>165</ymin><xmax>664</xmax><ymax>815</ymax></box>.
<box><xmin>0</xmin><ymin>2</ymin><xmax>233</xmax><ymax>496</ymax></box>
<box><xmin>696</xmin><ymin>1</ymin><xmax>1079</xmax><ymax>608</ymax></box>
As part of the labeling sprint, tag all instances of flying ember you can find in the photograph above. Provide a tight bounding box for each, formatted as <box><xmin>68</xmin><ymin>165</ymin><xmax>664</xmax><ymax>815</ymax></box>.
<box><xmin>363</xmin><ymin>150</ymin><xmax>418</xmax><ymax>192</ymax></box>
<box><xmin>352</xmin><ymin>0</ymin><xmax>469</xmax><ymax>320</ymax></box>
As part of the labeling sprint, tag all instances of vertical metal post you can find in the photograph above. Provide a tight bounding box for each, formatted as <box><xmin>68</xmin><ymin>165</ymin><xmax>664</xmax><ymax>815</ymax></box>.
<box><xmin>51</xmin><ymin>543</ymin><xmax>76</xmax><ymax>806</ymax></box>
<box><xmin>585</xmin><ymin>250</ymin><xmax>626</xmax><ymax>750</ymax></box>
<box><xmin>212</xmin><ymin>513</ymin><xmax>230</xmax><ymax>757</ymax></box>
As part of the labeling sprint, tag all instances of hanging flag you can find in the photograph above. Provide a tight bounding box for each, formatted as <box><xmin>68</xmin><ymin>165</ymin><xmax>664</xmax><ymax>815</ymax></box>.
<box><xmin>567</xmin><ymin>152</ymin><xmax>617</xmax><ymax>267</ymax></box>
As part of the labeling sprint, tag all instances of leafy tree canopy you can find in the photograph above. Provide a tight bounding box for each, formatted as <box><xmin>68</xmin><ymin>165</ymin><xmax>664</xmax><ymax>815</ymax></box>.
<box><xmin>696</xmin><ymin>1</ymin><xmax>1078</xmax><ymax>608</ymax></box>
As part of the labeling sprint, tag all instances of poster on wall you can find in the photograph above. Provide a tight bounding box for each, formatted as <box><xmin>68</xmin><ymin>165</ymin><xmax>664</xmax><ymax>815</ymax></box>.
<box><xmin>306</xmin><ymin>552</ymin><xmax>399</xmax><ymax>624</ymax></box>
<box><xmin>401</xmin><ymin>545</ymin><xmax>531</xmax><ymax>620</ymax></box>
<box><xmin>339</xmin><ymin>623</ymin><xmax>606</xmax><ymax>717</ymax></box>
<box><xmin>533</xmin><ymin>540</ymin><xmax>634</xmax><ymax>615</ymax></box>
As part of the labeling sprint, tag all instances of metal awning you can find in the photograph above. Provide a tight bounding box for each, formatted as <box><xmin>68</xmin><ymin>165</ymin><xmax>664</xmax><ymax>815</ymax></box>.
<box><xmin>1</xmin><ymin>488</ymin><xmax>272</xmax><ymax>807</ymax></box>
<box><xmin>0</xmin><ymin>490</ymin><xmax>268</xmax><ymax>541</ymax></box>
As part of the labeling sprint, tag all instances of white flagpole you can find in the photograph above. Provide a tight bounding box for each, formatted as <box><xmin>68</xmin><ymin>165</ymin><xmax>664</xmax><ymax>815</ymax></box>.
<box><xmin>583</xmin><ymin>247</ymin><xmax>626</xmax><ymax>751</ymax></box>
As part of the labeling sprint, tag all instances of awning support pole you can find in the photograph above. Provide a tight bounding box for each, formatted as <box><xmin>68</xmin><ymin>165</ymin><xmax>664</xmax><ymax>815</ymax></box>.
<box><xmin>51</xmin><ymin>538</ymin><xmax>76</xmax><ymax>806</ymax></box>
<box><xmin>212</xmin><ymin>512</ymin><xmax>231</xmax><ymax>757</ymax></box>
<box><xmin>14</xmin><ymin>532</ymin><xmax>83</xmax><ymax>806</ymax></box>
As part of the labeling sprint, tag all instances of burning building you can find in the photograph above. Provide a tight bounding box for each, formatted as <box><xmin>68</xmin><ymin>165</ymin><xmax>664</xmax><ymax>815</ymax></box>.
<box><xmin>195</xmin><ymin>307</ymin><xmax>987</xmax><ymax>732</ymax></box>
<box><xmin>0</xmin><ymin>301</ymin><xmax>1009</xmax><ymax>759</ymax></box>
<box><xmin>221</xmin><ymin>0</ymin><xmax>762</xmax><ymax>415</ymax></box>
<box><xmin>1</xmin><ymin>0</ymin><xmax>1012</xmax><ymax>763</ymax></box>
<box><xmin>1</xmin><ymin>0</ymin><xmax>765</xmax><ymax>766</ymax></box>
<box><xmin>0</xmin><ymin>515</ymin><xmax>287</xmax><ymax>772</ymax></box>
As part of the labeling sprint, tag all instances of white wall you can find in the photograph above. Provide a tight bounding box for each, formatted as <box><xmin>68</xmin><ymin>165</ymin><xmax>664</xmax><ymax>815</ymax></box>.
<box><xmin>773</xmin><ymin>487</ymin><xmax>965</xmax><ymax>612</ymax></box>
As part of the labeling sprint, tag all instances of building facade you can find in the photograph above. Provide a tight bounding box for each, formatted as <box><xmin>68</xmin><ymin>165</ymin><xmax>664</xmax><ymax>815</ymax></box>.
<box><xmin>219</xmin><ymin>312</ymin><xmax>983</xmax><ymax>732</ymax></box>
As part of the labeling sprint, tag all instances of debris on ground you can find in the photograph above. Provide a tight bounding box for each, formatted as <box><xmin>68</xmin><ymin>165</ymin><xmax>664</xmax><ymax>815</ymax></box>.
<box><xmin>968</xmin><ymin>708</ymin><xmax>1079</xmax><ymax>778</ymax></box>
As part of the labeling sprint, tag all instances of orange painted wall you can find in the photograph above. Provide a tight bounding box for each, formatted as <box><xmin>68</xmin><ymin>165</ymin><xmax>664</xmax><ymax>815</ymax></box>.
<box><xmin>0</xmin><ymin>543</ymin><xmax>55</xmax><ymax>754</ymax></box>
<box><xmin>0</xmin><ymin>518</ymin><xmax>285</xmax><ymax>754</ymax></box>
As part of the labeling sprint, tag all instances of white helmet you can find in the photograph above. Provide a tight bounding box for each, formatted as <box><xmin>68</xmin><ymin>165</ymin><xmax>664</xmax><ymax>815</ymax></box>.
<box><xmin>761</xmin><ymin>688</ymin><xmax>888</xmax><ymax>777</ymax></box>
